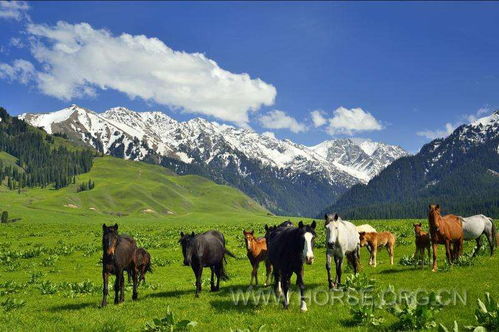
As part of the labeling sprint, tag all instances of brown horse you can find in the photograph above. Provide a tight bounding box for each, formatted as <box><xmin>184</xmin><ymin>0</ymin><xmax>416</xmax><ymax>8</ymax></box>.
<box><xmin>359</xmin><ymin>231</ymin><xmax>396</xmax><ymax>267</ymax></box>
<box><xmin>243</xmin><ymin>230</ymin><xmax>272</xmax><ymax>286</ymax></box>
<box><xmin>127</xmin><ymin>248</ymin><xmax>152</xmax><ymax>284</ymax></box>
<box><xmin>101</xmin><ymin>224</ymin><xmax>139</xmax><ymax>306</ymax></box>
<box><xmin>413</xmin><ymin>223</ymin><xmax>431</xmax><ymax>267</ymax></box>
<box><xmin>428</xmin><ymin>204</ymin><xmax>464</xmax><ymax>272</ymax></box>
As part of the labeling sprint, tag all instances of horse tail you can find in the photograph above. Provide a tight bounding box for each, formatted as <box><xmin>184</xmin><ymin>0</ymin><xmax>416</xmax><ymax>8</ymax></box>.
<box><xmin>224</xmin><ymin>249</ymin><xmax>237</xmax><ymax>259</ymax></box>
<box><xmin>220</xmin><ymin>259</ymin><xmax>230</xmax><ymax>281</ymax></box>
<box><xmin>489</xmin><ymin>217</ymin><xmax>497</xmax><ymax>250</ymax></box>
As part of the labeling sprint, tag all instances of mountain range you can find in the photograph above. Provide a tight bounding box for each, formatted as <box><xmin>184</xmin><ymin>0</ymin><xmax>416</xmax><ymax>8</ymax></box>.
<box><xmin>322</xmin><ymin>110</ymin><xmax>499</xmax><ymax>219</ymax></box>
<box><xmin>19</xmin><ymin>105</ymin><xmax>407</xmax><ymax>217</ymax></box>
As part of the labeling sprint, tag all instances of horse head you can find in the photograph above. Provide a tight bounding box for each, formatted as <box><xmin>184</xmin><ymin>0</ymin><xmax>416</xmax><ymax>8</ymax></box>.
<box><xmin>428</xmin><ymin>204</ymin><xmax>441</xmax><ymax>232</ymax></box>
<box><xmin>358</xmin><ymin>232</ymin><xmax>368</xmax><ymax>247</ymax></box>
<box><xmin>243</xmin><ymin>229</ymin><xmax>255</xmax><ymax>251</ymax></box>
<box><xmin>299</xmin><ymin>220</ymin><xmax>317</xmax><ymax>264</ymax></box>
<box><xmin>179</xmin><ymin>231</ymin><xmax>196</xmax><ymax>266</ymax></box>
<box><xmin>324</xmin><ymin>213</ymin><xmax>341</xmax><ymax>250</ymax></box>
<box><xmin>413</xmin><ymin>223</ymin><xmax>423</xmax><ymax>235</ymax></box>
<box><xmin>102</xmin><ymin>223</ymin><xmax>119</xmax><ymax>257</ymax></box>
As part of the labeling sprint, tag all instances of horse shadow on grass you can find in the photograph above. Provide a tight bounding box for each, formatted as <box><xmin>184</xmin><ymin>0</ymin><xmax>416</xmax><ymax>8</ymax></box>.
<box><xmin>144</xmin><ymin>289</ymin><xmax>194</xmax><ymax>299</ymax></box>
<box><xmin>49</xmin><ymin>302</ymin><xmax>95</xmax><ymax>312</ymax></box>
<box><xmin>378</xmin><ymin>267</ymin><xmax>428</xmax><ymax>275</ymax></box>
<box><xmin>210</xmin><ymin>299</ymin><xmax>271</xmax><ymax>312</ymax></box>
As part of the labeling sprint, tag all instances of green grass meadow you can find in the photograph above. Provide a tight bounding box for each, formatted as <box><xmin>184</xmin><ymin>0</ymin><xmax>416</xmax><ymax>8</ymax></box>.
<box><xmin>0</xmin><ymin>157</ymin><xmax>498</xmax><ymax>331</ymax></box>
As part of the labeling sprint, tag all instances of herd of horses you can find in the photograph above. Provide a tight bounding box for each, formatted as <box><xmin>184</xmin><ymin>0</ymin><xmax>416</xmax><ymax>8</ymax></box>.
<box><xmin>100</xmin><ymin>205</ymin><xmax>496</xmax><ymax>311</ymax></box>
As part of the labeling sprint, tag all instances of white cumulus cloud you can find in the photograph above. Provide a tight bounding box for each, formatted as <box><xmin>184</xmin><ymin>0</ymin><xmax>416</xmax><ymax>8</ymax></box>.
<box><xmin>0</xmin><ymin>1</ymin><xmax>30</xmax><ymax>21</ymax></box>
<box><xmin>310</xmin><ymin>110</ymin><xmax>327</xmax><ymax>127</ymax></box>
<box><xmin>320</xmin><ymin>107</ymin><xmax>383</xmax><ymax>136</ymax></box>
<box><xmin>259</xmin><ymin>110</ymin><xmax>307</xmax><ymax>133</ymax></box>
<box><xmin>0</xmin><ymin>21</ymin><xmax>276</xmax><ymax>126</ymax></box>
<box><xmin>0</xmin><ymin>59</ymin><xmax>35</xmax><ymax>84</ymax></box>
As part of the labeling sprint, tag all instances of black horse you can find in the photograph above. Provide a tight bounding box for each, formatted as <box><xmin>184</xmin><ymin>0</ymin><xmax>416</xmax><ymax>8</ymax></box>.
<box><xmin>267</xmin><ymin>221</ymin><xmax>317</xmax><ymax>312</ymax></box>
<box><xmin>101</xmin><ymin>223</ymin><xmax>139</xmax><ymax>306</ymax></box>
<box><xmin>264</xmin><ymin>220</ymin><xmax>294</xmax><ymax>240</ymax></box>
<box><xmin>179</xmin><ymin>230</ymin><xmax>236</xmax><ymax>297</ymax></box>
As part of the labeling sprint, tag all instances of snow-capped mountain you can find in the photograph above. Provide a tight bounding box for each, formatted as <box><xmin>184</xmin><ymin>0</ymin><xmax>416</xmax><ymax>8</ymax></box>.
<box><xmin>324</xmin><ymin>110</ymin><xmax>499</xmax><ymax>219</ymax></box>
<box><xmin>19</xmin><ymin>105</ymin><xmax>408</xmax><ymax>216</ymax></box>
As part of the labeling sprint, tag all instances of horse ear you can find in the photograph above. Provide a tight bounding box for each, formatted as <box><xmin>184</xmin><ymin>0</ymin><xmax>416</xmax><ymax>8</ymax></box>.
<box><xmin>311</xmin><ymin>220</ymin><xmax>316</xmax><ymax>229</ymax></box>
<box><xmin>180</xmin><ymin>231</ymin><xmax>184</xmax><ymax>237</ymax></box>
<box><xmin>324</xmin><ymin>214</ymin><xmax>328</xmax><ymax>221</ymax></box>
<box><xmin>428</xmin><ymin>204</ymin><xmax>432</xmax><ymax>210</ymax></box>
<box><xmin>264</xmin><ymin>224</ymin><xmax>269</xmax><ymax>231</ymax></box>
<box><xmin>333</xmin><ymin>214</ymin><xmax>339</xmax><ymax>221</ymax></box>
<box><xmin>250</xmin><ymin>230</ymin><xmax>254</xmax><ymax>234</ymax></box>
<box><xmin>102</xmin><ymin>224</ymin><xmax>106</xmax><ymax>230</ymax></box>
<box><xmin>298</xmin><ymin>221</ymin><xmax>304</xmax><ymax>228</ymax></box>
<box><xmin>113</xmin><ymin>223</ymin><xmax>118</xmax><ymax>231</ymax></box>
<box><xmin>436</xmin><ymin>204</ymin><xmax>440</xmax><ymax>210</ymax></box>
<box><xmin>191</xmin><ymin>231</ymin><xmax>195</xmax><ymax>237</ymax></box>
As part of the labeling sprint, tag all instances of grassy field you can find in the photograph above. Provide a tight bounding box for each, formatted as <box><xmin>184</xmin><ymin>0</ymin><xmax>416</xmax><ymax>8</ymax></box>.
<box><xmin>0</xmin><ymin>156</ymin><xmax>497</xmax><ymax>331</ymax></box>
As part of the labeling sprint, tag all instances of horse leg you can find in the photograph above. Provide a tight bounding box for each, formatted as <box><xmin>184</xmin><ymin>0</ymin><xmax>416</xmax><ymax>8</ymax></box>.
<box><xmin>413</xmin><ymin>246</ymin><xmax>419</xmax><ymax>266</ymax></box>
<box><xmin>326</xmin><ymin>252</ymin><xmax>333</xmax><ymax>289</ymax></box>
<box><xmin>485</xmin><ymin>230</ymin><xmax>494</xmax><ymax>256</ymax></box>
<box><xmin>132</xmin><ymin>266</ymin><xmax>138</xmax><ymax>301</ymax></box>
<box><xmin>353</xmin><ymin>247</ymin><xmax>360</xmax><ymax>275</ymax></box>
<box><xmin>473</xmin><ymin>236</ymin><xmax>482</xmax><ymax>257</ymax></box>
<box><xmin>335</xmin><ymin>256</ymin><xmax>343</xmax><ymax>287</ymax></box>
<box><xmin>264</xmin><ymin>259</ymin><xmax>272</xmax><ymax>287</ymax></box>
<box><xmin>366</xmin><ymin>245</ymin><xmax>373</xmax><ymax>265</ymax></box>
<box><xmin>214</xmin><ymin>264</ymin><xmax>221</xmax><ymax>291</ymax></box>
<box><xmin>249</xmin><ymin>258</ymin><xmax>255</xmax><ymax>286</ymax></box>
<box><xmin>119</xmin><ymin>270</ymin><xmax>125</xmax><ymax>303</ymax></box>
<box><xmin>372</xmin><ymin>245</ymin><xmax>378</xmax><ymax>267</ymax></box>
<box><xmin>254</xmin><ymin>261</ymin><xmax>259</xmax><ymax>286</ymax></box>
<box><xmin>113</xmin><ymin>273</ymin><xmax>120</xmax><ymax>304</ymax></box>
<box><xmin>101</xmin><ymin>271</ymin><xmax>109</xmax><ymax>307</ymax></box>
<box><xmin>444</xmin><ymin>240</ymin><xmax>452</xmax><ymax>265</ymax></box>
<box><xmin>273</xmin><ymin>270</ymin><xmax>282</xmax><ymax>298</ymax></box>
<box><xmin>210</xmin><ymin>266</ymin><xmax>216</xmax><ymax>291</ymax></box>
<box><xmin>389</xmin><ymin>244</ymin><xmax>394</xmax><ymax>265</ymax></box>
<box><xmin>427</xmin><ymin>246</ymin><xmax>431</xmax><ymax>264</ymax></box>
<box><xmin>432</xmin><ymin>243</ymin><xmax>438</xmax><ymax>272</ymax></box>
<box><xmin>193</xmin><ymin>264</ymin><xmax>202</xmax><ymax>297</ymax></box>
<box><xmin>297</xmin><ymin>268</ymin><xmax>307</xmax><ymax>312</ymax></box>
<box><xmin>282</xmin><ymin>272</ymin><xmax>291</xmax><ymax>309</ymax></box>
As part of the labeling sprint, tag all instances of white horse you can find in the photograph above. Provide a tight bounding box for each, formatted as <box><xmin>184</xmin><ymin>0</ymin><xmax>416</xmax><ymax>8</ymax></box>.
<box><xmin>324</xmin><ymin>213</ymin><xmax>360</xmax><ymax>288</ymax></box>
<box><xmin>459</xmin><ymin>215</ymin><xmax>496</xmax><ymax>256</ymax></box>
<box><xmin>356</xmin><ymin>224</ymin><xmax>377</xmax><ymax>233</ymax></box>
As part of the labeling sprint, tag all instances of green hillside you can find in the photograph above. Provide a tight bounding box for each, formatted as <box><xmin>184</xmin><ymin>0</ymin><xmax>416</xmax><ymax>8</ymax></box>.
<box><xmin>0</xmin><ymin>156</ymin><xmax>268</xmax><ymax>224</ymax></box>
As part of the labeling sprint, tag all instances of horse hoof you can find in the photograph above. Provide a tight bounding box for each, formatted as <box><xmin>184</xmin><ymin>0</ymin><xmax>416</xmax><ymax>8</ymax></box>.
<box><xmin>432</xmin><ymin>268</ymin><xmax>437</xmax><ymax>272</ymax></box>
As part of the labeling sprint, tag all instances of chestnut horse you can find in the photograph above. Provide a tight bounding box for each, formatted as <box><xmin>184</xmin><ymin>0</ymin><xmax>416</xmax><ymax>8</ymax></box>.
<box><xmin>413</xmin><ymin>223</ymin><xmax>431</xmax><ymax>267</ymax></box>
<box><xmin>428</xmin><ymin>204</ymin><xmax>464</xmax><ymax>272</ymax></box>
<box><xmin>243</xmin><ymin>230</ymin><xmax>272</xmax><ymax>286</ymax></box>
<box><xmin>359</xmin><ymin>231</ymin><xmax>396</xmax><ymax>267</ymax></box>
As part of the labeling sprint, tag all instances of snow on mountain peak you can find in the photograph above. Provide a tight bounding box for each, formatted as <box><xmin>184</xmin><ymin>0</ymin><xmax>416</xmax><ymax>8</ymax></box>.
<box><xmin>471</xmin><ymin>110</ymin><xmax>499</xmax><ymax>128</ymax></box>
<box><xmin>19</xmin><ymin>105</ymin><xmax>408</xmax><ymax>184</ymax></box>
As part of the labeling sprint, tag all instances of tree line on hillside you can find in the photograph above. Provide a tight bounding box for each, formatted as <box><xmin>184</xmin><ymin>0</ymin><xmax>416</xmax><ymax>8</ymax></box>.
<box><xmin>321</xmin><ymin>135</ymin><xmax>499</xmax><ymax>219</ymax></box>
<box><xmin>0</xmin><ymin>107</ymin><xmax>94</xmax><ymax>191</ymax></box>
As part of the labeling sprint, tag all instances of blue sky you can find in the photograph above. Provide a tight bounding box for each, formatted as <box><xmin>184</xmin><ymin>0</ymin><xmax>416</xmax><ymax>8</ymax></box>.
<box><xmin>1</xmin><ymin>1</ymin><xmax>498</xmax><ymax>153</ymax></box>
